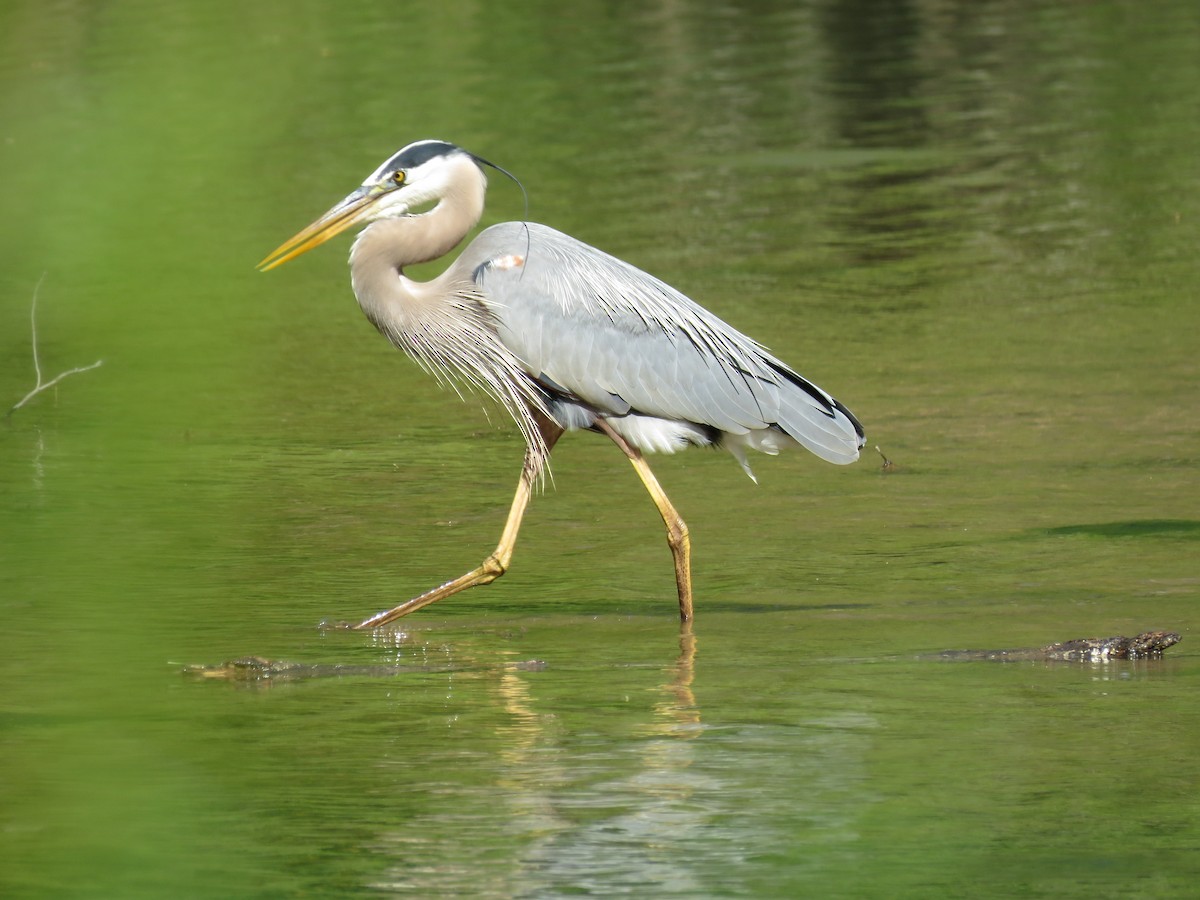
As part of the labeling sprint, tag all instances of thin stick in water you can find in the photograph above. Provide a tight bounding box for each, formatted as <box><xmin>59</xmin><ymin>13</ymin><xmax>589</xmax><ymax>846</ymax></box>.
<box><xmin>6</xmin><ymin>274</ymin><xmax>104</xmax><ymax>417</ymax></box>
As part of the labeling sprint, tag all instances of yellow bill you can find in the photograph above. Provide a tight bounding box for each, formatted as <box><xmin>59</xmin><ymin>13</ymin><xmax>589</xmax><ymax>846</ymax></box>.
<box><xmin>257</xmin><ymin>186</ymin><xmax>384</xmax><ymax>272</ymax></box>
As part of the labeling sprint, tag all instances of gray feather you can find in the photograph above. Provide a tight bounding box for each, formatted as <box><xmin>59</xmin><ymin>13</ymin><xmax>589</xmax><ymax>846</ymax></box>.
<box><xmin>464</xmin><ymin>222</ymin><xmax>863</xmax><ymax>469</ymax></box>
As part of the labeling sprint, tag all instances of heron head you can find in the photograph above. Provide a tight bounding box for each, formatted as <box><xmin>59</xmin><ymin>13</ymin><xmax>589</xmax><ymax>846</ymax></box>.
<box><xmin>257</xmin><ymin>140</ymin><xmax>486</xmax><ymax>271</ymax></box>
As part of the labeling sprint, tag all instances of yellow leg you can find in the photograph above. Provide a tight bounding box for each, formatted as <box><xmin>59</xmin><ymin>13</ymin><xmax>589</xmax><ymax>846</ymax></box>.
<box><xmin>354</xmin><ymin>417</ymin><xmax>564</xmax><ymax>629</ymax></box>
<box><xmin>594</xmin><ymin>419</ymin><xmax>694</xmax><ymax>622</ymax></box>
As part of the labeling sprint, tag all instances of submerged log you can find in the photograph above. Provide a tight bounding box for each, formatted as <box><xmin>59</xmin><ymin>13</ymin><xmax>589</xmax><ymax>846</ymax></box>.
<box><xmin>938</xmin><ymin>630</ymin><xmax>1181</xmax><ymax>662</ymax></box>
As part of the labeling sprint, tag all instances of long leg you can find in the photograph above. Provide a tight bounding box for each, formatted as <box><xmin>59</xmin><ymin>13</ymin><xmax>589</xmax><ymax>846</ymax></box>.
<box><xmin>354</xmin><ymin>417</ymin><xmax>564</xmax><ymax>629</ymax></box>
<box><xmin>593</xmin><ymin>419</ymin><xmax>694</xmax><ymax>622</ymax></box>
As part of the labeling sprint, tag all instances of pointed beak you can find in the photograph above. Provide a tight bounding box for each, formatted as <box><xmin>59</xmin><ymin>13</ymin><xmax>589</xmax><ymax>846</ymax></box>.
<box><xmin>257</xmin><ymin>185</ymin><xmax>386</xmax><ymax>271</ymax></box>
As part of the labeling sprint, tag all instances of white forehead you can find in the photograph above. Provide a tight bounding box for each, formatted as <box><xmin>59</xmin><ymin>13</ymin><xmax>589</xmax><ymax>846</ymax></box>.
<box><xmin>363</xmin><ymin>140</ymin><xmax>467</xmax><ymax>185</ymax></box>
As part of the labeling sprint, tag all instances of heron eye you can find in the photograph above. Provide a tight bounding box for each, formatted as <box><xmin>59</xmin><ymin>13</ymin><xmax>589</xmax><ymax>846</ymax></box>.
<box><xmin>392</xmin><ymin>170</ymin><xmax>406</xmax><ymax>185</ymax></box>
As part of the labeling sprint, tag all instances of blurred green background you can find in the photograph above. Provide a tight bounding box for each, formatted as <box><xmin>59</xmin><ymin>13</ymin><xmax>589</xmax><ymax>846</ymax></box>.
<box><xmin>2</xmin><ymin>0</ymin><xmax>1197</xmax><ymax>896</ymax></box>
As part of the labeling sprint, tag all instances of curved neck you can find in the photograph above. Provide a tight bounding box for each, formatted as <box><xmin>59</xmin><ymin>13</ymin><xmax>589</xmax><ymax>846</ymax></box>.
<box><xmin>349</xmin><ymin>160</ymin><xmax>487</xmax><ymax>319</ymax></box>
<box><xmin>350</xmin><ymin>158</ymin><xmax>484</xmax><ymax>277</ymax></box>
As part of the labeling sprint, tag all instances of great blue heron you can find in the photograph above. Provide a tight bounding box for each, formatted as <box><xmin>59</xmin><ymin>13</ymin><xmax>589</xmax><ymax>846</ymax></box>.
<box><xmin>259</xmin><ymin>139</ymin><xmax>864</xmax><ymax>628</ymax></box>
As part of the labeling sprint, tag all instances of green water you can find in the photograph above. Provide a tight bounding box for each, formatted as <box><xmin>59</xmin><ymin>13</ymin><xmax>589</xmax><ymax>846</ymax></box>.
<box><xmin>2</xmin><ymin>0</ymin><xmax>1198</xmax><ymax>896</ymax></box>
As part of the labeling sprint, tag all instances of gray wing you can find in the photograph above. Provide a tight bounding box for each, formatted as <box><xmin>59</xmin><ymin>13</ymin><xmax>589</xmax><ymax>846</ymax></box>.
<box><xmin>465</xmin><ymin>222</ymin><xmax>863</xmax><ymax>464</ymax></box>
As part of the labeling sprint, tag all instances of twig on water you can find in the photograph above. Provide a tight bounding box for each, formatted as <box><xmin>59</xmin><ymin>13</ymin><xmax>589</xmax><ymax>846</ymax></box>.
<box><xmin>6</xmin><ymin>274</ymin><xmax>103</xmax><ymax>418</ymax></box>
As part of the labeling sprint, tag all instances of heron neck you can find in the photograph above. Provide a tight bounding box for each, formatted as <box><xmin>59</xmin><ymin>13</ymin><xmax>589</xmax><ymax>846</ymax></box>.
<box><xmin>349</xmin><ymin>170</ymin><xmax>486</xmax><ymax>330</ymax></box>
<box><xmin>352</xmin><ymin>163</ymin><xmax>486</xmax><ymax>270</ymax></box>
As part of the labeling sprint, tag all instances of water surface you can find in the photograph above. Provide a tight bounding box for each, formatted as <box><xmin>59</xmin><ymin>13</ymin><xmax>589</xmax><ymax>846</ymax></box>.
<box><xmin>2</xmin><ymin>0</ymin><xmax>1198</xmax><ymax>896</ymax></box>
